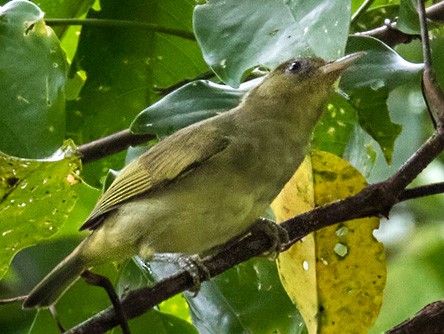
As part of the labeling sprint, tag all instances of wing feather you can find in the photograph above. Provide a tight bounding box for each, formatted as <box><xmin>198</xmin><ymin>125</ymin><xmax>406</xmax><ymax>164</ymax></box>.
<box><xmin>80</xmin><ymin>124</ymin><xmax>230</xmax><ymax>230</ymax></box>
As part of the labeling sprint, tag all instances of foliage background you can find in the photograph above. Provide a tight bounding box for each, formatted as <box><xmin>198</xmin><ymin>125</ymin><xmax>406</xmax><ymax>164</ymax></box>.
<box><xmin>0</xmin><ymin>0</ymin><xmax>443</xmax><ymax>333</ymax></box>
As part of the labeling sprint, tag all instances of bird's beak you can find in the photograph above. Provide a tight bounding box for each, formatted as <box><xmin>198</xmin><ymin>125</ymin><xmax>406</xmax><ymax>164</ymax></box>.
<box><xmin>320</xmin><ymin>52</ymin><xmax>366</xmax><ymax>74</ymax></box>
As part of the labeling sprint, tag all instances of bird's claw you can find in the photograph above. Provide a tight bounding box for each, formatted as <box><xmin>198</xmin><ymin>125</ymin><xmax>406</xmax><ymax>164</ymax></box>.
<box><xmin>250</xmin><ymin>218</ymin><xmax>290</xmax><ymax>259</ymax></box>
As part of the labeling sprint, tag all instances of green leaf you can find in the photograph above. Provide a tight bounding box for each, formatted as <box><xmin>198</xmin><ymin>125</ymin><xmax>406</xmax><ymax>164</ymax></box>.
<box><xmin>350</xmin><ymin>87</ymin><xmax>402</xmax><ymax>164</ymax></box>
<box><xmin>397</xmin><ymin>0</ymin><xmax>420</xmax><ymax>34</ymax></box>
<box><xmin>341</xmin><ymin>36</ymin><xmax>422</xmax><ymax>165</ymax></box>
<box><xmin>66</xmin><ymin>0</ymin><xmax>207</xmax><ymax>185</ymax></box>
<box><xmin>34</xmin><ymin>0</ymin><xmax>93</xmax><ymax>19</ymax></box>
<box><xmin>312</xmin><ymin>92</ymin><xmax>358</xmax><ymax>157</ymax></box>
<box><xmin>343</xmin><ymin>125</ymin><xmax>378</xmax><ymax>178</ymax></box>
<box><xmin>342</xmin><ymin>35</ymin><xmax>423</xmax><ymax>91</ymax></box>
<box><xmin>312</xmin><ymin>92</ymin><xmax>378</xmax><ymax>176</ymax></box>
<box><xmin>194</xmin><ymin>0</ymin><xmax>351</xmax><ymax>87</ymax></box>
<box><xmin>185</xmin><ymin>259</ymin><xmax>304</xmax><ymax>334</ymax></box>
<box><xmin>131</xmin><ymin>79</ymin><xmax>259</xmax><ymax>137</ymax></box>
<box><xmin>0</xmin><ymin>0</ymin><xmax>68</xmax><ymax>158</ymax></box>
<box><xmin>128</xmin><ymin>310</ymin><xmax>198</xmax><ymax>334</ymax></box>
<box><xmin>0</xmin><ymin>141</ymin><xmax>81</xmax><ymax>280</ymax></box>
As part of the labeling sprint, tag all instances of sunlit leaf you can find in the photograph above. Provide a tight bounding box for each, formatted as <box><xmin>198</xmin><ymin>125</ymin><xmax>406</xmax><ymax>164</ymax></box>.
<box><xmin>0</xmin><ymin>141</ymin><xmax>81</xmax><ymax>279</ymax></box>
<box><xmin>34</xmin><ymin>0</ymin><xmax>94</xmax><ymax>36</ymax></box>
<box><xmin>271</xmin><ymin>151</ymin><xmax>386</xmax><ymax>334</ymax></box>
<box><xmin>312</xmin><ymin>92</ymin><xmax>358</xmax><ymax>157</ymax></box>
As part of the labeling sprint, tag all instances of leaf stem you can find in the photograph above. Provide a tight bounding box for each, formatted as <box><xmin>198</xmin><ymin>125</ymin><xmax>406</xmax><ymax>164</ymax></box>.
<box><xmin>417</xmin><ymin>0</ymin><xmax>432</xmax><ymax>69</ymax></box>
<box><xmin>351</xmin><ymin>0</ymin><xmax>376</xmax><ymax>24</ymax></box>
<box><xmin>45</xmin><ymin>18</ymin><xmax>196</xmax><ymax>41</ymax></box>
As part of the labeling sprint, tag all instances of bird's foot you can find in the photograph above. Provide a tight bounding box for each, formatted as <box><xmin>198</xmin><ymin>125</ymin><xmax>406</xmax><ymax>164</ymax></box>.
<box><xmin>152</xmin><ymin>253</ymin><xmax>210</xmax><ymax>296</ymax></box>
<box><xmin>250</xmin><ymin>218</ymin><xmax>290</xmax><ymax>259</ymax></box>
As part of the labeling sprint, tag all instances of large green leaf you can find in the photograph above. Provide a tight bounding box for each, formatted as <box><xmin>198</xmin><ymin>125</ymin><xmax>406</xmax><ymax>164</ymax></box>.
<box><xmin>131</xmin><ymin>79</ymin><xmax>259</xmax><ymax>137</ymax></box>
<box><xmin>0</xmin><ymin>0</ymin><xmax>68</xmax><ymax>158</ymax></box>
<box><xmin>0</xmin><ymin>141</ymin><xmax>81</xmax><ymax>280</ymax></box>
<box><xmin>340</xmin><ymin>36</ymin><xmax>421</xmax><ymax>164</ymax></box>
<box><xmin>312</xmin><ymin>90</ymin><xmax>378</xmax><ymax>177</ymax></box>
<box><xmin>194</xmin><ymin>0</ymin><xmax>351</xmax><ymax>87</ymax></box>
<box><xmin>342</xmin><ymin>35</ymin><xmax>423</xmax><ymax>91</ymax></box>
<box><xmin>116</xmin><ymin>260</ymin><xmax>197</xmax><ymax>333</ymax></box>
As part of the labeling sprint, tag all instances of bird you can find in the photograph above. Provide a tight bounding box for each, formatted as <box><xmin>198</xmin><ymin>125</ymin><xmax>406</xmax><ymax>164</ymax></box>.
<box><xmin>23</xmin><ymin>52</ymin><xmax>364</xmax><ymax>309</ymax></box>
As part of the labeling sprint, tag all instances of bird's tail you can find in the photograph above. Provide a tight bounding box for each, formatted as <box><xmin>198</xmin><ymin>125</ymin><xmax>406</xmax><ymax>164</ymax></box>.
<box><xmin>22</xmin><ymin>244</ymin><xmax>87</xmax><ymax>309</ymax></box>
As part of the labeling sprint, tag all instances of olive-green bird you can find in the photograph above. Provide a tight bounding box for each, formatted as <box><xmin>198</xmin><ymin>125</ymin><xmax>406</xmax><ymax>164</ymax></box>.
<box><xmin>23</xmin><ymin>52</ymin><xmax>364</xmax><ymax>308</ymax></box>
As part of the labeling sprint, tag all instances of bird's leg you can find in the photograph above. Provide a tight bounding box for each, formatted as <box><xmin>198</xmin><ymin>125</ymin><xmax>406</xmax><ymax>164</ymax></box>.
<box><xmin>151</xmin><ymin>253</ymin><xmax>210</xmax><ymax>295</ymax></box>
<box><xmin>250</xmin><ymin>218</ymin><xmax>290</xmax><ymax>258</ymax></box>
<box><xmin>80</xmin><ymin>270</ymin><xmax>130</xmax><ymax>334</ymax></box>
<box><xmin>49</xmin><ymin>305</ymin><xmax>65</xmax><ymax>333</ymax></box>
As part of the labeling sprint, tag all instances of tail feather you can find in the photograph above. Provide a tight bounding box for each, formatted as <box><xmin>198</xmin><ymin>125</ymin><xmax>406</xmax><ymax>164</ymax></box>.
<box><xmin>23</xmin><ymin>248</ymin><xmax>86</xmax><ymax>309</ymax></box>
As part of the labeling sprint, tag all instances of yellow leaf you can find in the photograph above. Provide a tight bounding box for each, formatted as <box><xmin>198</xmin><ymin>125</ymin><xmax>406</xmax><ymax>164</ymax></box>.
<box><xmin>271</xmin><ymin>150</ymin><xmax>386</xmax><ymax>334</ymax></box>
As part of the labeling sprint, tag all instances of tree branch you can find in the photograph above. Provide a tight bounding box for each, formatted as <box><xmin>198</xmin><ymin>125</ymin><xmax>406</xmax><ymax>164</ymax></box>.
<box><xmin>77</xmin><ymin>130</ymin><xmax>154</xmax><ymax>164</ymax></box>
<box><xmin>386</xmin><ymin>300</ymin><xmax>444</xmax><ymax>334</ymax></box>
<box><xmin>355</xmin><ymin>0</ymin><xmax>444</xmax><ymax>47</ymax></box>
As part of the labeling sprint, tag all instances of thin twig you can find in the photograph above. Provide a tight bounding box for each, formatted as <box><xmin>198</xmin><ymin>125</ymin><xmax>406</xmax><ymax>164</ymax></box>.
<box><xmin>0</xmin><ymin>295</ymin><xmax>26</xmax><ymax>304</ymax></box>
<box><xmin>418</xmin><ymin>0</ymin><xmax>432</xmax><ymax>69</ymax></box>
<box><xmin>351</xmin><ymin>0</ymin><xmax>376</xmax><ymax>24</ymax></box>
<box><xmin>45</xmin><ymin>18</ymin><xmax>196</xmax><ymax>41</ymax></box>
<box><xmin>419</xmin><ymin>0</ymin><xmax>444</xmax><ymax>128</ymax></box>
<box><xmin>399</xmin><ymin>182</ymin><xmax>444</xmax><ymax>201</ymax></box>
<box><xmin>77</xmin><ymin>130</ymin><xmax>155</xmax><ymax>164</ymax></box>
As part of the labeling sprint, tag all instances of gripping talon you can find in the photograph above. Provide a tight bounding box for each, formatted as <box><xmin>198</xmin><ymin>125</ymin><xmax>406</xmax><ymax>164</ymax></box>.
<box><xmin>251</xmin><ymin>218</ymin><xmax>290</xmax><ymax>258</ymax></box>
<box><xmin>152</xmin><ymin>253</ymin><xmax>210</xmax><ymax>295</ymax></box>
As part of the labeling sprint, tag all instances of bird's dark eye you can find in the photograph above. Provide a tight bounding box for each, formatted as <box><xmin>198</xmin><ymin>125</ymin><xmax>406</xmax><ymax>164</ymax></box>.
<box><xmin>287</xmin><ymin>61</ymin><xmax>302</xmax><ymax>73</ymax></box>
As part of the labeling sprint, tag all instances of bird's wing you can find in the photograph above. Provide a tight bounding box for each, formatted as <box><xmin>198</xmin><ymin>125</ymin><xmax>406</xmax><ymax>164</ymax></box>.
<box><xmin>80</xmin><ymin>124</ymin><xmax>230</xmax><ymax>230</ymax></box>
